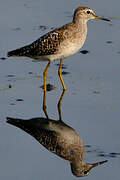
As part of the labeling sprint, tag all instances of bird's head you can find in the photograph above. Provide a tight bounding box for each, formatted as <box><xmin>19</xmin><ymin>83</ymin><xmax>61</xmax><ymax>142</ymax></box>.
<box><xmin>73</xmin><ymin>7</ymin><xmax>110</xmax><ymax>23</ymax></box>
<box><xmin>70</xmin><ymin>160</ymin><xmax>108</xmax><ymax>177</ymax></box>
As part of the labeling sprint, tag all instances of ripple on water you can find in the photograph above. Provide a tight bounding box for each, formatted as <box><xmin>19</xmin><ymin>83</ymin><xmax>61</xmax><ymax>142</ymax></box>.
<box><xmin>86</xmin><ymin>145</ymin><xmax>120</xmax><ymax>159</ymax></box>
<box><xmin>0</xmin><ymin>57</ymin><xmax>7</xmax><ymax>60</ymax></box>
<box><xmin>40</xmin><ymin>83</ymin><xmax>56</xmax><ymax>91</ymax></box>
<box><xmin>55</xmin><ymin>63</ymin><xmax>68</xmax><ymax>69</ymax></box>
<box><xmin>80</xmin><ymin>50</ymin><xmax>90</xmax><ymax>54</ymax></box>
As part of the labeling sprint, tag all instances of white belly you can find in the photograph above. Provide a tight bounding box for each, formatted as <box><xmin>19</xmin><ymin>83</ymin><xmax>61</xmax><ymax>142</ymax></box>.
<box><xmin>60</xmin><ymin>43</ymin><xmax>81</xmax><ymax>58</ymax></box>
<box><xmin>33</xmin><ymin>40</ymin><xmax>84</xmax><ymax>62</ymax></box>
<box><xmin>33</xmin><ymin>44</ymin><xmax>80</xmax><ymax>62</ymax></box>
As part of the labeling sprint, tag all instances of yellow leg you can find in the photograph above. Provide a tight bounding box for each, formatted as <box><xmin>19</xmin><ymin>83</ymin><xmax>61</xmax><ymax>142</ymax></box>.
<box><xmin>43</xmin><ymin>89</ymin><xmax>49</xmax><ymax>119</ymax></box>
<box><xmin>43</xmin><ymin>62</ymin><xmax>51</xmax><ymax>118</ymax></box>
<box><xmin>58</xmin><ymin>58</ymin><xmax>66</xmax><ymax>90</ymax></box>
<box><xmin>43</xmin><ymin>62</ymin><xmax>51</xmax><ymax>91</ymax></box>
<box><xmin>57</xmin><ymin>89</ymin><xmax>66</xmax><ymax>121</ymax></box>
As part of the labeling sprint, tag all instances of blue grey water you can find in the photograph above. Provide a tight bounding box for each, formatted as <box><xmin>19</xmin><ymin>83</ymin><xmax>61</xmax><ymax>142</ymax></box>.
<box><xmin>0</xmin><ymin>0</ymin><xmax>120</xmax><ymax>179</ymax></box>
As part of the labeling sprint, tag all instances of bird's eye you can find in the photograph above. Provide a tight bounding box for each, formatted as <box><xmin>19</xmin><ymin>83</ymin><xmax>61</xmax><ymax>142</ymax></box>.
<box><xmin>84</xmin><ymin>170</ymin><xmax>88</xmax><ymax>175</ymax></box>
<box><xmin>86</xmin><ymin>10</ymin><xmax>91</xmax><ymax>14</ymax></box>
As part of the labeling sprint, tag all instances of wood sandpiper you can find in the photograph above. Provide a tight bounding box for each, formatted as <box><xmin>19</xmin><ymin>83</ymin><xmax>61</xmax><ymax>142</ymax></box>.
<box><xmin>8</xmin><ymin>7</ymin><xmax>110</xmax><ymax>90</ymax></box>
<box><xmin>6</xmin><ymin>89</ymin><xmax>107</xmax><ymax>177</ymax></box>
<box><xmin>7</xmin><ymin>117</ymin><xmax>107</xmax><ymax>177</ymax></box>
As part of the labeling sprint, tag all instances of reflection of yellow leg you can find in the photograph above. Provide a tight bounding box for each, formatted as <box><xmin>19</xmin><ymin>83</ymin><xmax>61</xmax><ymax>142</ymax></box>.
<box><xmin>43</xmin><ymin>89</ymin><xmax>49</xmax><ymax>119</ymax></box>
<box><xmin>43</xmin><ymin>62</ymin><xmax>51</xmax><ymax>91</ymax></box>
<box><xmin>58</xmin><ymin>58</ymin><xmax>66</xmax><ymax>90</ymax></box>
<box><xmin>58</xmin><ymin>89</ymin><xmax>66</xmax><ymax>121</ymax></box>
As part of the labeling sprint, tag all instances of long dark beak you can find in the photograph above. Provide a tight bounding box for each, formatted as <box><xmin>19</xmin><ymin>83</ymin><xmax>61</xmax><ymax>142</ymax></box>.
<box><xmin>95</xmin><ymin>15</ymin><xmax>110</xmax><ymax>21</ymax></box>
<box><xmin>90</xmin><ymin>160</ymin><xmax>108</xmax><ymax>170</ymax></box>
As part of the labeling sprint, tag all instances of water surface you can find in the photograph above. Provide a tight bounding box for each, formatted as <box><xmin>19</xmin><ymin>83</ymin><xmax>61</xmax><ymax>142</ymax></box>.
<box><xmin>0</xmin><ymin>0</ymin><xmax>120</xmax><ymax>179</ymax></box>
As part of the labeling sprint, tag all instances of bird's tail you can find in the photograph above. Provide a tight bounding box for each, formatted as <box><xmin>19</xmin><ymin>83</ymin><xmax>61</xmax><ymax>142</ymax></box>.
<box><xmin>6</xmin><ymin>117</ymin><xmax>51</xmax><ymax>139</ymax></box>
<box><xmin>6</xmin><ymin>117</ymin><xmax>50</xmax><ymax>132</ymax></box>
<box><xmin>6</xmin><ymin>117</ymin><xmax>25</xmax><ymax>128</ymax></box>
<box><xmin>8</xmin><ymin>48</ymin><xmax>22</xmax><ymax>57</ymax></box>
<box><xmin>7</xmin><ymin>45</ymin><xmax>31</xmax><ymax>57</ymax></box>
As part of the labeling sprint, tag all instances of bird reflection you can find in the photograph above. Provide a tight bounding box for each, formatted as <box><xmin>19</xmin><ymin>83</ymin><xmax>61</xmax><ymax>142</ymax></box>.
<box><xmin>7</xmin><ymin>89</ymin><xmax>107</xmax><ymax>177</ymax></box>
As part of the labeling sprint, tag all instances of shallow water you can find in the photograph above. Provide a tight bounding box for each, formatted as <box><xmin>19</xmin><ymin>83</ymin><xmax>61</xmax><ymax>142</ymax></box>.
<box><xmin>0</xmin><ymin>0</ymin><xmax>120</xmax><ymax>179</ymax></box>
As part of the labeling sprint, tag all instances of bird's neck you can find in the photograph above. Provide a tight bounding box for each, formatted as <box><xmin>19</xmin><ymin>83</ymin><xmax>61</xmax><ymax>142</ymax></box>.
<box><xmin>73</xmin><ymin>17</ymin><xmax>87</xmax><ymax>31</ymax></box>
<box><xmin>72</xmin><ymin>18</ymin><xmax>87</xmax><ymax>45</ymax></box>
<box><xmin>73</xmin><ymin>15</ymin><xmax>88</xmax><ymax>23</ymax></box>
